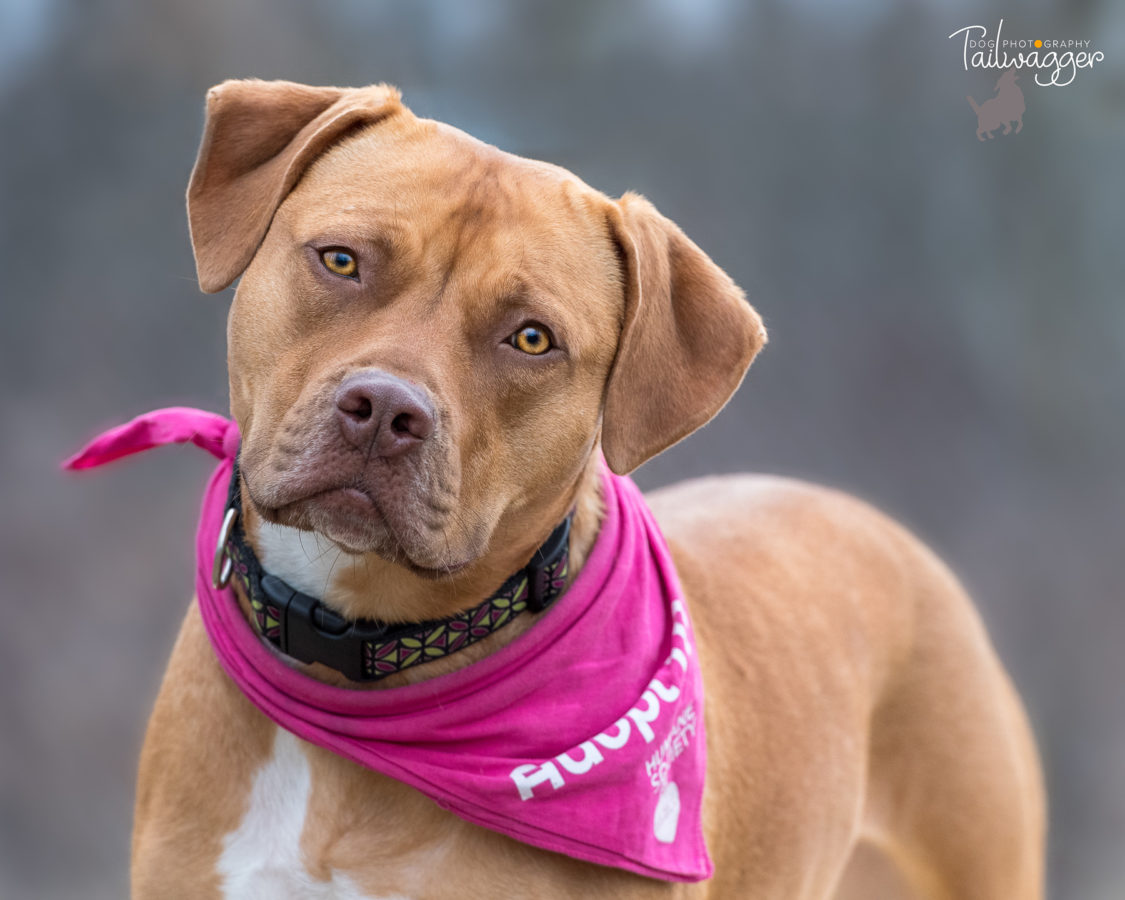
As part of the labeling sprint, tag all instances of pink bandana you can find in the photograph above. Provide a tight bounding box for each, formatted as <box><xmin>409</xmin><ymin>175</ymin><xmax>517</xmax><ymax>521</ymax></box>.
<box><xmin>66</xmin><ymin>408</ymin><xmax>713</xmax><ymax>882</ymax></box>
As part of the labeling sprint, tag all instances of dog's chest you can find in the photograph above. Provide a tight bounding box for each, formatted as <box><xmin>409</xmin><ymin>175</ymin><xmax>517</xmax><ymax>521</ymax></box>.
<box><xmin>217</xmin><ymin>729</ymin><xmax>412</xmax><ymax>900</ymax></box>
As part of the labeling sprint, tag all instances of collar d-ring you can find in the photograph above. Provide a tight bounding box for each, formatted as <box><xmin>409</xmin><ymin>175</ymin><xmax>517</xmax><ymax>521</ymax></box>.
<box><xmin>212</xmin><ymin>506</ymin><xmax>238</xmax><ymax>589</ymax></box>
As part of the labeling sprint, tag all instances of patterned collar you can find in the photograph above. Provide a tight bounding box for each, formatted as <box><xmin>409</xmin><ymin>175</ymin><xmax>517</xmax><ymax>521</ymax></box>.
<box><xmin>214</xmin><ymin>462</ymin><xmax>572</xmax><ymax>682</ymax></box>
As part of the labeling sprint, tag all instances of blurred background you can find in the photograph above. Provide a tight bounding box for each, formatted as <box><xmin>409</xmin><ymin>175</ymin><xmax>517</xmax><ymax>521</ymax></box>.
<box><xmin>1</xmin><ymin>0</ymin><xmax>1122</xmax><ymax>896</ymax></box>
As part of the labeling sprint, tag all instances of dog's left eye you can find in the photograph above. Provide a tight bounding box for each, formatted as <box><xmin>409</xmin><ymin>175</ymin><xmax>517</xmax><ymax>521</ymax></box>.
<box><xmin>509</xmin><ymin>325</ymin><xmax>553</xmax><ymax>355</ymax></box>
<box><xmin>320</xmin><ymin>249</ymin><xmax>358</xmax><ymax>278</ymax></box>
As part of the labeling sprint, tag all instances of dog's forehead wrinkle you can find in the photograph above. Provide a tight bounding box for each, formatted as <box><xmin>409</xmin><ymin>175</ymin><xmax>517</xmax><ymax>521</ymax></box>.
<box><xmin>284</xmin><ymin>203</ymin><xmax>413</xmax><ymax>255</ymax></box>
<box><xmin>482</xmin><ymin>285</ymin><xmax>571</xmax><ymax>337</ymax></box>
<box><xmin>304</xmin><ymin>119</ymin><xmax>595</xmax><ymax>227</ymax></box>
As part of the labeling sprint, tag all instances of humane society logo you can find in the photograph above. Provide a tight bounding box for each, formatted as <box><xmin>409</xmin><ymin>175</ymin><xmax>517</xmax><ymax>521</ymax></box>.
<box><xmin>948</xmin><ymin>19</ymin><xmax>1106</xmax><ymax>140</ymax></box>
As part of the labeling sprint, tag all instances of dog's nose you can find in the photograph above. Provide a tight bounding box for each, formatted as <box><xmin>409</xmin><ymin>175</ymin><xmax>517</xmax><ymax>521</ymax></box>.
<box><xmin>335</xmin><ymin>371</ymin><xmax>435</xmax><ymax>458</ymax></box>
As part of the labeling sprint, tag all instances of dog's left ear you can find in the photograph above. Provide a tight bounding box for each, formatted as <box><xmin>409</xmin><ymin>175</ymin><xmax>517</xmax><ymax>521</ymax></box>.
<box><xmin>601</xmin><ymin>192</ymin><xmax>767</xmax><ymax>474</ymax></box>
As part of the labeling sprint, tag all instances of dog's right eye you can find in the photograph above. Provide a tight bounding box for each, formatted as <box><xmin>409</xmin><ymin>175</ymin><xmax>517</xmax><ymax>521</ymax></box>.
<box><xmin>320</xmin><ymin>249</ymin><xmax>358</xmax><ymax>278</ymax></box>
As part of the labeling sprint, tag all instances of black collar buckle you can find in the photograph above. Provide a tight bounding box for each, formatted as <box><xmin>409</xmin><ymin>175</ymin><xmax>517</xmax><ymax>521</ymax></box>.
<box><xmin>259</xmin><ymin>574</ymin><xmax>390</xmax><ymax>682</ymax></box>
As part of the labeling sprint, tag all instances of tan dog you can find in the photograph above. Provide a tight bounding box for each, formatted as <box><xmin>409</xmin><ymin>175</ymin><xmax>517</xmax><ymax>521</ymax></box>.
<box><xmin>130</xmin><ymin>80</ymin><xmax>1045</xmax><ymax>899</ymax></box>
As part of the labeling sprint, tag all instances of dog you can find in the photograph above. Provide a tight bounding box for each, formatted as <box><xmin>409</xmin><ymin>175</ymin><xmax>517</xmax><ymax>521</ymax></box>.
<box><xmin>968</xmin><ymin>69</ymin><xmax>1025</xmax><ymax>140</ymax></box>
<box><xmin>120</xmin><ymin>80</ymin><xmax>1044</xmax><ymax>898</ymax></box>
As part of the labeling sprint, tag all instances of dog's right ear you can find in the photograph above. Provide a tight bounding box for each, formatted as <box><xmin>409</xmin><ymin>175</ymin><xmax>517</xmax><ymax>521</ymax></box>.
<box><xmin>187</xmin><ymin>79</ymin><xmax>402</xmax><ymax>293</ymax></box>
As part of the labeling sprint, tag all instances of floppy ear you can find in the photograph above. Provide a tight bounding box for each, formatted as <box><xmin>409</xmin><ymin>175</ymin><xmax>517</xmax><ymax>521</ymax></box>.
<box><xmin>187</xmin><ymin>79</ymin><xmax>402</xmax><ymax>293</ymax></box>
<box><xmin>601</xmin><ymin>192</ymin><xmax>767</xmax><ymax>474</ymax></box>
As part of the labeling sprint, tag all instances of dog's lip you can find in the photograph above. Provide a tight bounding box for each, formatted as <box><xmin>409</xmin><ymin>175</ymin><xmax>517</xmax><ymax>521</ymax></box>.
<box><xmin>305</xmin><ymin>485</ymin><xmax>376</xmax><ymax>515</ymax></box>
<box><xmin>266</xmin><ymin>482</ymin><xmax>374</xmax><ymax>521</ymax></box>
<box><xmin>266</xmin><ymin>485</ymin><xmax>474</xmax><ymax>579</ymax></box>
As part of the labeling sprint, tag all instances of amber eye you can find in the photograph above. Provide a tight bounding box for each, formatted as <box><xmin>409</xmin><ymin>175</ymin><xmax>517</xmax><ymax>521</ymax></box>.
<box><xmin>511</xmin><ymin>325</ymin><xmax>552</xmax><ymax>355</ymax></box>
<box><xmin>320</xmin><ymin>249</ymin><xmax>358</xmax><ymax>278</ymax></box>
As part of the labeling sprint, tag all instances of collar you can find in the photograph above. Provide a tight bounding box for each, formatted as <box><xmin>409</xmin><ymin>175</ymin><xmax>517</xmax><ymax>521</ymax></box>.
<box><xmin>212</xmin><ymin>461</ymin><xmax>573</xmax><ymax>682</ymax></box>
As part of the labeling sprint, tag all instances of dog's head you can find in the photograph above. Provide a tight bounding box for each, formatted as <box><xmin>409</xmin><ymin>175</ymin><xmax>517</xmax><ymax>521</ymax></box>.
<box><xmin>188</xmin><ymin>80</ymin><xmax>765</xmax><ymax>612</ymax></box>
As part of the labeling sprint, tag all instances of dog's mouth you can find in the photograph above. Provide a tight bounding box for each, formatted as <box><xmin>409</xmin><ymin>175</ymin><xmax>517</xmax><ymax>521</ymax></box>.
<box><xmin>251</xmin><ymin>482</ymin><xmax>474</xmax><ymax>579</ymax></box>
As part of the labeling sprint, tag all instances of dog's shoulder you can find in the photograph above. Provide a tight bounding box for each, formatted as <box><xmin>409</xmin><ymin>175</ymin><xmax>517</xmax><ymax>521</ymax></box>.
<box><xmin>644</xmin><ymin>474</ymin><xmax>952</xmax><ymax>680</ymax></box>
<box><xmin>645</xmin><ymin>473</ymin><xmax>912</xmax><ymax>558</ymax></box>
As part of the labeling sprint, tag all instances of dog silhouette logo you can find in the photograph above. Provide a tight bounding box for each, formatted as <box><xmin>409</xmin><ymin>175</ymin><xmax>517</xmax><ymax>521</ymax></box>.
<box><xmin>967</xmin><ymin>69</ymin><xmax>1025</xmax><ymax>140</ymax></box>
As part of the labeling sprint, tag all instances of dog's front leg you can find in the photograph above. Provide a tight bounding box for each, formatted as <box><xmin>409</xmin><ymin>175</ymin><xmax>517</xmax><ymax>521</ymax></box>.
<box><xmin>132</xmin><ymin>603</ymin><xmax>277</xmax><ymax>898</ymax></box>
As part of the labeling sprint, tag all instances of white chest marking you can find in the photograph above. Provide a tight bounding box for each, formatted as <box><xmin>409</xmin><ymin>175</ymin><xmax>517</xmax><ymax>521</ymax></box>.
<box><xmin>255</xmin><ymin>522</ymin><xmax>346</xmax><ymax>599</ymax></box>
<box><xmin>218</xmin><ymin>728</ymin><xmax>409</xmax><ymax>900</ymax></box>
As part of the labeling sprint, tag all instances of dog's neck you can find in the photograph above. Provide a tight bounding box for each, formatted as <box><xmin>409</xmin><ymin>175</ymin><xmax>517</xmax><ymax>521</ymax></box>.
<box><xmin>235</xmin><ymin>454</ymin><xmax>605</xmax><ymax>688</ymax></box>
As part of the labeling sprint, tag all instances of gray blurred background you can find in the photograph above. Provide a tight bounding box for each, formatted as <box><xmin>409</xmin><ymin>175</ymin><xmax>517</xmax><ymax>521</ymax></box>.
<box><xmin>2</xmin><ymin>0</ymin><xmax>1123</xmax><ymax>897</ymax></box>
